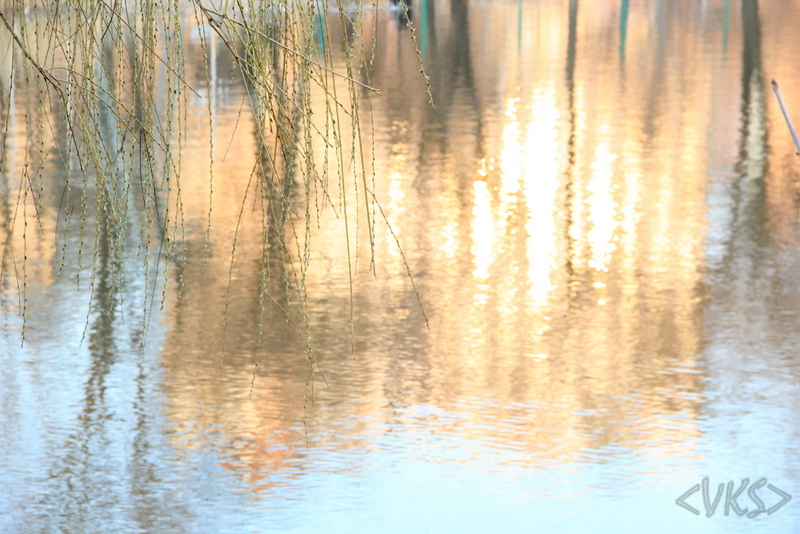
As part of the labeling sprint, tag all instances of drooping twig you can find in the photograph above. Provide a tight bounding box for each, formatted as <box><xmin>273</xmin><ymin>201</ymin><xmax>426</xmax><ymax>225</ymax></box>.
<box><xmin>772</xmin><ymin>79</ymin><xmax>800</xmax><ymax>155</ymax></box>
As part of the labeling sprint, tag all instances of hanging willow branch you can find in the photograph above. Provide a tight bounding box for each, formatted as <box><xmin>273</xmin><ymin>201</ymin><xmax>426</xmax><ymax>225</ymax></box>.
<box><xmin>0</xmin><ymin>1</ymin><xmax>429</xmax><ymax>422</ymax></box>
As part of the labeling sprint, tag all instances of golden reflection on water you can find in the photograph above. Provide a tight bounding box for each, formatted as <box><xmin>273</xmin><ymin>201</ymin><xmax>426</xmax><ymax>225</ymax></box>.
<box><xmin>153</xmin><ymin>0</ymin><xmax>725</xmax><ymax>479</ymax></box>
<box><xmin>7</xmin><ymin>1</ymin><xmax>800</xmax><ymax>516</ymax></box>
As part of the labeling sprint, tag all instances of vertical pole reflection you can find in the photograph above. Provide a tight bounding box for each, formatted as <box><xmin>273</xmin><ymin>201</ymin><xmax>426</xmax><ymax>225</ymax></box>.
<box><xmin>420</xmin><ymin>0</ymin><xmax>427</xmax><ymax>57</ymax></box>
<box><xmin>620</xmin><ymin>0</ymin><xmax>628</xmax><ymax>64</ymax></box>
<box><xmin>707</xmin><ymin>0</ymin><xmax>767</xmax><ymax>286</ymax></box>
<box><xmin>0</xmin><ymin>35</ymin><xmax>12</xmax><ymax>306</ymax></box>
<box><xmin>517</xmin><ymin>0</ymin><xmax>523</xmax><ymax>56</ymax></box>
<box><xmin>314</xmin><ymin>0</ymin><xmax>326</xmax><ymax>54</ymax></box>
<box><xmin>723</xmin><ymin>0</ymin><xmax>730</xmax><ymax>55</ymax></box>
<box><xmin>447</xmin><ymin>0</ymin><xmax>483</xmax><ymax>159</ymax></box>
<box><xmin>731</xmin><ymin>0</ymin><xmax>766</xmax><ymax>250</ymax></box>
<box><xmin>566</xmin><ymin>0</ymin><xmax>578</xmax><ymax>100</ymax></box>
<box><xmin>564</xmin><ymin>0</ymin><xmax>579</xmax><ymax>292</ymax></box>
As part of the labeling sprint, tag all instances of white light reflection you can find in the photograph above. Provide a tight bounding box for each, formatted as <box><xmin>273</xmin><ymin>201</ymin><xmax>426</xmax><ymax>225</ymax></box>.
<box><xmin>471</xmin><ymin>180</ymin><xmax>494</xmax><ymax>284</ymax></box>
<box><xmin>523</xmin><ymin>88</ymin><xmax>561</xmax><ymax>307</ymax></box>
<box><xmin>586</xmin><ymin>132</ymin><xmax>619</xmax><ymax>272</ymax></box>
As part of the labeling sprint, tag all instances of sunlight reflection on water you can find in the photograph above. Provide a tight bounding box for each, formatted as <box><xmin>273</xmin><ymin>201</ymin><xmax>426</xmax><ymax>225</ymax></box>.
<box><xmin>3</xmin><ymin>0</ymin><xmax>800</xmax><ymax>533</ymax></box>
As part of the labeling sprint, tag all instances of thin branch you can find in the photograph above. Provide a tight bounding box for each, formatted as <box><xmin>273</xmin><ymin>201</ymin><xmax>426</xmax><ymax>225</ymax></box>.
<box><xmin>772</xmin><ymin>80</ymin><xmax>800</xmax><ymax>155</ymax></box>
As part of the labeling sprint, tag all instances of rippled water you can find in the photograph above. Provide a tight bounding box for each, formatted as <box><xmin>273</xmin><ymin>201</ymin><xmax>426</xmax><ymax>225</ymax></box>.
<box><xmin>3</xmin><ymin>1</ymin><xmax>800</xmax><ymax>532</ymax></box>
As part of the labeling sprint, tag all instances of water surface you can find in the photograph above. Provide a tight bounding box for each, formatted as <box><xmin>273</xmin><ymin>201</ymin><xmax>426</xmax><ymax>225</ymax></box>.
<box><xmin>3</xmin><ymin>1</ymin><xmax>800</xmax><ymax>532</ymax></box>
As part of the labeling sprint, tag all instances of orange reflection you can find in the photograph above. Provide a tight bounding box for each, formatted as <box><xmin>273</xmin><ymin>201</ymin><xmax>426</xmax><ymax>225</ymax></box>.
<box><xmin>17</xmin><ymin>0</ymin><xmax>800</xmax><ymax>496</ymax></box>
